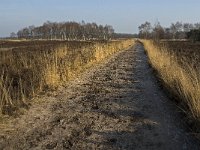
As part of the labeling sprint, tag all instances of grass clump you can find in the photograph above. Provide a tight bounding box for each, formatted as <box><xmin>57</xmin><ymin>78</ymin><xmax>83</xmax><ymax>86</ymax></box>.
<box><xmin>0</xmin><ymin>39</ymin><xmax>134</xmax><ymax>115</ymax></box>
<box><xmin>142</xmin><ymin>40</ymin><xmax>200</xmax><ymax>131</ymax></box>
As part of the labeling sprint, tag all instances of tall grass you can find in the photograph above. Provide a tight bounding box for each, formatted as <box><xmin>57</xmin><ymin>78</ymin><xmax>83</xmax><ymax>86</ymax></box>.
<box><xmin>0</xmin><ymin>39</ymin><xmax>134</xmax><ymax>115</ymax></box>
<box><xmin>142</xmin><ymin>40</ymin><xmax>200</xmax><ymax>127</ymax></box>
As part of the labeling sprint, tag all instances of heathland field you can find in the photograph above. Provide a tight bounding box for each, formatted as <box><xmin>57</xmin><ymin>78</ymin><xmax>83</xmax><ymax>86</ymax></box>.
<box><xmin>143</xmin><ymin>40</ymin><xmax>200</xmax><ymax>130</ymax></box>
<box><xmin>0</xmin><ymin>39</ymin><xmax>133</xmax><ymax>115</ymax></box>
<box><xmin>1</xmin><ymin>39</ymin><xmax>200</xmax><ymax>149</ymax></box>
<box><xmin>161</xmin><ymin>41</ymin><xmax>200</xmax><ymax>69</ymax></box>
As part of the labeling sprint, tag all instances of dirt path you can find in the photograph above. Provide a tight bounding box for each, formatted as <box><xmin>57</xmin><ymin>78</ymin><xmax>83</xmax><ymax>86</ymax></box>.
<box><xmin>0</xmin><ymin>42</ymin><xmax>200</xmax><ymax>150</ymax></box>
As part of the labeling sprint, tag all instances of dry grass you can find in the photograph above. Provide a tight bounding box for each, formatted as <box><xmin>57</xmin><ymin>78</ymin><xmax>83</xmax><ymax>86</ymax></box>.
<box><xmin>142</xmin><ymin>40</ymin><xmax>200</xmax><ymax>128</ymax></box>
<box><xmin>0</xmin><ymin>39</ymin><xmax>134</xmax><ymax>115</ymax></box>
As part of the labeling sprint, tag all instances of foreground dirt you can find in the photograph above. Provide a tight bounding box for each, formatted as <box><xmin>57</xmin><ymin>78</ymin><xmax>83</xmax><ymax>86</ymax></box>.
<box><xmin>0</xmin><ymin>42</ymin><xmax>200</xmax><ymax>150</ymax></box>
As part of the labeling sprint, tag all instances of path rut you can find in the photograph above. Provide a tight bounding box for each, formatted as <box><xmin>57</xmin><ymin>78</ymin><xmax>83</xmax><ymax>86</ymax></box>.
<box><xmin>0</xmin><ymin>42</ymin><xmax>199</xmax><ymax>150</ymax></box>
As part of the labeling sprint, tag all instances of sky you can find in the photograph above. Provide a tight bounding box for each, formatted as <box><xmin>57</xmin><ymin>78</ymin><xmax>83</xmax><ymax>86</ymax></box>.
<box><xmin>1</xmin><ymin>0</ymin><xmax>200</xmax><ymax>37</ymax></box>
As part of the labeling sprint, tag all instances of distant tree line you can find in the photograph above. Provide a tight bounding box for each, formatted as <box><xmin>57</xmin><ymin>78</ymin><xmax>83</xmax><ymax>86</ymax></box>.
<box><xmin>138</xmin><ymin>21</ymin><xmax>200</xmax><ymax>41</ymax></box>
<box><xmin>10</xmin><ymin>21</ymin><xmax>115</xmax><ymax>40</ymax></box>
<box><xmin>187</xmin><ymin>29</ymin><xmax>200</xmax><ymax>42</ymax></box>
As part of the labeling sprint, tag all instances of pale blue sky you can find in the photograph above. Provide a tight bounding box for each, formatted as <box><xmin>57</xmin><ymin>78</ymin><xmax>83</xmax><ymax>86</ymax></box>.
<box><xmin>0</xmin><ymin>0</ymin><xmax>200</xmax><ymax>37</ymax></box>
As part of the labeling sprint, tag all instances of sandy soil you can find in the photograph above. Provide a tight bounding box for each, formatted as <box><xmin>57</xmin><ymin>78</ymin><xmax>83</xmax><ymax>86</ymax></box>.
<box><xmin>0</xmin><ymin>42</ymin><xmax>199</xmax><ymax>150</ymax></box>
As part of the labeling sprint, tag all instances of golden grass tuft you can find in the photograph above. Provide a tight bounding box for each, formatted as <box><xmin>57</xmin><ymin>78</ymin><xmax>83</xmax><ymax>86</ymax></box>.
<box><xmin>142</xmin><ymin>40</ymin><xmax>200</xmax><ymax>126</ymax></box>
<box><xmin>0</xmin><ymin>39</ymin><xmax>134</xmax><ymax>115</ymax></box>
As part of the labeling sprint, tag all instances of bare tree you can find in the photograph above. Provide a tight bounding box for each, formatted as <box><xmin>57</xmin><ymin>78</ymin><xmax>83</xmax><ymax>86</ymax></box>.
<box><xmin>10</xmin><ymin>32</ymin><xmax>17</xmax><ymax>38</ymax></box>
<box><xmin>138</xmin><ymin>22</ymin><xmax>152</xmax><ymax>39</ymax></box>
<box><xmin>15</xmin><ymin>20</ymin><xmax>115</xmax><ymax>41</ymax></box>
<box><xmin>183</xmin><ymin>23</ymin><xmax>194</xmax><ymax>32</ymax></box>
<box><xmin>152</xmin><ymin>22</ymin><xmax>165</xmax><ymax>40</ymax></box>
<box><xmin>138</xmin><ymin>21</ymin><xmax>200</xmax><ymax>40</ymax></box>
<box><xmin>194</xmin><ymin>23</ymin><xmax>200</xmax><ymax>29</ymax></box>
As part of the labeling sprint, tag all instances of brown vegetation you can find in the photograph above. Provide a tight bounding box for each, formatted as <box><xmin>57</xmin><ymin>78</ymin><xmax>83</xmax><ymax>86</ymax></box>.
<box><xmin>0</xmin><ymin>39</ymin><xmax>134</xmax><ymax>115</ymax></box>
<box><xmin>160</xmin><ymin>41</ymin><xmax>200</xmax><ymax>70</ymax></box>
<box><xmin>142</xmin><ymin>40</ymin><xmax>200</xmax><ymax>131</ymax></box>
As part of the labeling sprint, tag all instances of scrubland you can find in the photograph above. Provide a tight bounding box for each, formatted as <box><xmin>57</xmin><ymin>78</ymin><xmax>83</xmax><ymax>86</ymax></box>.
<box><xmin>0</xmin><ymin>39</ymin><xmax>134</xmax><ymax>115</ymax></box>
<box><xmin>142</xmin><ymin>40</ymin><xmax>200</xmax><ymax>131</ymax></box>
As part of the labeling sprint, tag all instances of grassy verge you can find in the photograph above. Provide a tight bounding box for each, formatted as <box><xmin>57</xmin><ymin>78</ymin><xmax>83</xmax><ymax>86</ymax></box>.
<box><xmin>142</xmin><ymin>40</ymin><xmax>200</xmax><ymax>132</ymax></box>
<box><xmin>0</xmin><ymin>39</ymin><xmax>134</xmax><ymax>115</ymax></box>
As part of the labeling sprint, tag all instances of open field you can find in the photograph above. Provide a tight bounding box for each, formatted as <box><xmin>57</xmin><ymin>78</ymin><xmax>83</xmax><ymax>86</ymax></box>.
<box><xmin>160</xmin><ymin>41</ymin><xmax>200</xmax><ymax>70</ymax></box>
<box><xmin>143</xmin><ymin>40</ymin><xmax>200</xmax><ymax>132</ymax></box>
<box><xmin>0</xmin><ymin>39</ymin><xmax>134</xmax><ymax>115</ymax></box>
<box><xmin>1</xmin><ymin>39</ymin><xmax>200</xmax><ymax>149</ymax></box>
<box><xmin>1</xmin><ymin>42</ymin><xmax>199</xmax><ymax>149</ymax></box>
